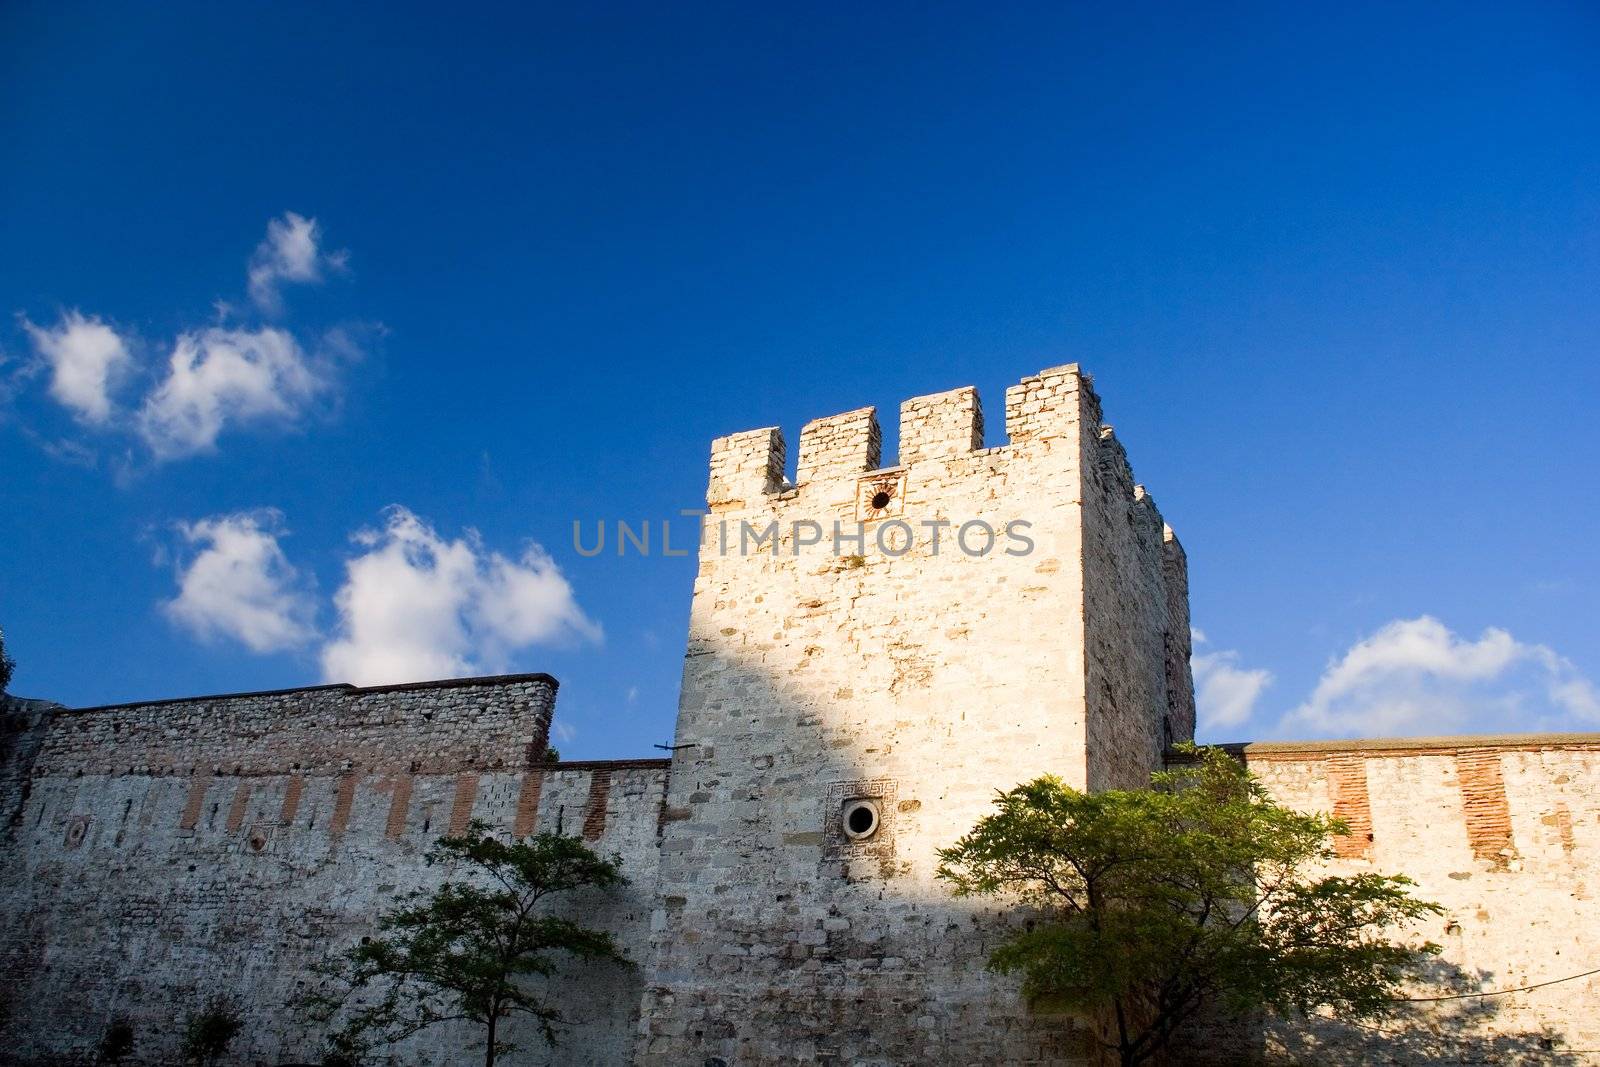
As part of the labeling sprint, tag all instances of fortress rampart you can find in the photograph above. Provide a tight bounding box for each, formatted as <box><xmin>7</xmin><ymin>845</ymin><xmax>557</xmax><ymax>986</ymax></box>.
<box><xmin>1</xmin><ymin>365</ymin><xmax>1595</xmax><ymax>1064</ymax></box>
<box><xmin>0</xmin><ymin>679</ymin><xmax>667</xmax><ymax>1066</ymax></box>
<box><xmin>1234</xmin><ymin>735</ymin><xmax>1600</xmax><ymax>1062</ymax></box>
<box><xmin>640</xmin><ymin>366</ymin><xmax>1192</xmax><ymax>1064</ymax></box>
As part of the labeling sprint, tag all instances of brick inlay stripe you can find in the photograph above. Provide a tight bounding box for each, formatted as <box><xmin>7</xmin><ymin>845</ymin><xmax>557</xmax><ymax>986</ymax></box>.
<box><xmin>582</xmin><ymin>769</ymin><xmax>612</xmax><ymax>841</ymax></box>
<box><xmin>179</xmin><ymin>777</ymin><xmax>208</xmax><ymax>831</ymax></box>
<box><xmin>1456</xmin><ymin>750</ymin><xmax>1517</xmax><ymax>868</ymax></box>
<box><xmin>513</xmin><ymin>771</ymin><xmax>543</xmax><ymax>838</ymax></box>
<box><xmin>449</xmin><ymin>773</ymin><xmax>479</xmax><ymax>836</ymax></box>
<box><xmin>280</xmin><ymin>776</ymin><xmax>303</xmax><ymax>826</ymax></box>
<box><xmin>1551</xmin><ymin>803</ymin><xmax>1576</xmax><ymax>854</ymax></box>
<box><xmin>330</xmin><ymin>774</ymin><xmax>359</xmax><ymax>837</ymax></box>
<box><xmin>225</xmin><ymin>782</ymin><xmax>252</xmax><ymax>833</ymax></box>
<box><xmin>385</xmin><ymin>776</ymin><xmax>413</xmax><ymax>840</ymax></box>
<box><xmin>1326</xmin><ymin>754</ymin><xmax>1373</xmax><ymax>859</ymax></box>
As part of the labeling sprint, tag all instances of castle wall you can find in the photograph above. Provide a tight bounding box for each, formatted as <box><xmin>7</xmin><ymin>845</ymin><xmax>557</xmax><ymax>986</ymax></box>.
<box><xmin>1159</xmin><ymin>532</ymin><xmax>1195</xmax><ymax>745</ymax></box>
<box><xmin>0</xmin><ymin>679</ymin><xmax>667</xmax><ymax>1066</ymax></box>
<box><xmin>0</xmin><ymin>696</ymin><xmax>58</xmax><ymax>830</ymax></box>
<box><xmin>13</xmin><ymin>363</ymin><xmax>1591</xmax><ymax>1066</ymax></box>
<box><xmin>638</xmin><ymin>367</ymin><xmax>1189</xmax><ymax>1065</ymax></box>
<box><xmin>1190</xmin><ymin>735</ymin><xmax>1600</xmax><ymax>1064</ymax></box>
<box><xmin>1076</xmin><ymin>399</ymin><xmax>1193</xmax><ymax>788</ymax></box>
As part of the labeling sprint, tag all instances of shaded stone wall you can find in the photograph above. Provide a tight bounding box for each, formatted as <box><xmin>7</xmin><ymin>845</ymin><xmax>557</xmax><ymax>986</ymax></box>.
<box><xmin>1078</xmin><ymin>400</ymin><xmax>1193</xmax><ymax>790</ymax></box>
<box><xmin>1</xmin><ymin>696</ymin><xmax>59</xmax><ymax>830</ymax></box>
<box><xmin>637</xmin><ymin>367</ymin><xmax>1188</xmax><ymax>1065</ymax></box>
<box><xmin>1189</xmin><ymin>735</ymin><xmax>1600</xmax><ymax>1064</ymax></box>
<box><xmin>0</xmin><ymin>678</ymin><xmax>667</xmax><ymax>1066</ymax></box>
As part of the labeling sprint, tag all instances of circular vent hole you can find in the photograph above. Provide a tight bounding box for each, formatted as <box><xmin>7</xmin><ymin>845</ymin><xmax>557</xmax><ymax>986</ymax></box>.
<box><xmin>842</xmin><ymin>799</ymin><xmax>880</xmax><ymax>840</ymax></box>
<box><xmin>870</xmin><ymin>491</ymin><xmax>892</xmax><ymax>510</ymax></box>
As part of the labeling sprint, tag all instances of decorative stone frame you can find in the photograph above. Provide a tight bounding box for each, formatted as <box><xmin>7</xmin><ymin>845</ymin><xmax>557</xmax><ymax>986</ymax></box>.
<box><xmin>855</xmin><ymin>472</ymin><xmax>908</xmax><ymax>522</ymax></box>
<box><xmin>825</xmin><ymin>778</ymin><xmax>897</xmax><ymax>878</ymax></box>
<box><xmin>63</xmin><ymin>814</ymin><xmax>91</xmax><ymax>850</ymax></box>
<box><xmin>245</xmin><ymin>823</ymin><xmax>274</xmax><ymax>855</ymax></box>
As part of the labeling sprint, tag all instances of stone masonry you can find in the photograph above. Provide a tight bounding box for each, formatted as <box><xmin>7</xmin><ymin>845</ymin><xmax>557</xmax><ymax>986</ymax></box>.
<box><xmin>1</xmin><ymin>365</ymin><xmax>1596</xmax><ymax>1064</ymax></box>
<box><xmin>638</xmin><ymin>366</ymin><xmax>1192</xmax><ymax>1065</ymax></box>
<box><xmin>0</xmin><ymin>677</ymin><xmax>666</xmax><ymax>1065</ymax></box>
<box><xmin>1190</xmin><ymin>735</ymin><xmax>1600</xmax><ymax>1063</ymax></box>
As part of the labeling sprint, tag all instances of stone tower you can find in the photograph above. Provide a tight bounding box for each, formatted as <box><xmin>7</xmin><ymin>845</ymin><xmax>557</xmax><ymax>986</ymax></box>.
<box><xmin>637</xmin><ymin>365</ymin><xmax>1195</xmax><ymax>1064</ymax></box>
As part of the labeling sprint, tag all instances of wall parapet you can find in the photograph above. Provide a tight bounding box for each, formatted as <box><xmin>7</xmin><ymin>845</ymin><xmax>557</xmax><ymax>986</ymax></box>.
<box><xmin>704</xmin><ymin>365</ymin><xmax>1139</xmax><ymax>508</ymax></box>
<box><xmin>0</xmin><ymin>675</ymin><xmax>669</xmax><ymax>1066</ymax></box>
<box><xmin>29</xmin><ymin>673</ymin><xmax>559</xmax><ymax>778</ymax></box>
<box><xmin>65</xmin><ymin>671</ymin><xmax>559</xmax><ymax>714</ymax></box>
<box><xmin>1196</xmin><ymin>732</ymin><xmax>1600</xmax><ymax>762</ymax></box>
<box><xmin>550</xmin><ymin>758</ymin><xmax>672</xmax><ymax>771</ymax></box>
<box><xmin>1182</xmin><ymin>730</ymin><xmax>1600</xmax><ymax>1059</ymax></box>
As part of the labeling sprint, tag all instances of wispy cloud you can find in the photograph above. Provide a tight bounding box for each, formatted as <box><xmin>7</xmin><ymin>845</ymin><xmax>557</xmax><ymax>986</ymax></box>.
<box><xmin>137</xmin><ymin>326</ymin><xmax>332</xmax><ymax>459</ymax></box>
<box><xmin>248</xmin><ymin>212</ymin><xmax>347</xmax><ymax>314</ymax></box>
<box><xmin>1281</xmin><ymin>616</ymin><xmax>1600</xmax><ymax>738</ymax></box>
<box><xmin>162</xmin><ymin>510</ymin><xmax>317</xmax><ymax>653</ymax></box>
<box><xmin>21</xmin><ymin>311</ymin><xmax>132</xmax><ymax>425</ymax></box>
<box><xmin>320</xmin><ymin>507</ymin><xmax>601</xmax><ymax>686</ymax></box>
<box><xmin>1191</xmin><ymin>628</ymin><xmax>1273</xmax><ymax>731</ymax></box>
<box><xmin>13</xmin><ymin>213</ymin><xmax>360</xmax><ymax>469</ymax></box>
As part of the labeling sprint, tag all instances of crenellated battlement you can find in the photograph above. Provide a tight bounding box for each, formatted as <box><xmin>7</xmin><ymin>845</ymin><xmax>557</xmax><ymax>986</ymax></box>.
<box><xmin>1004</xmin><ymin>362</ymin><xmax>1097</xmax><ymax>442</ymax></box>
<box><xmin>704</xmin><ymin>365</ymin><xmax>1127</xmax><ymax>507</ymax></box>
<box><xmin>702</xmin><ymin>366</ymin><xmax>1176</xmax><ymax>574</ymax></box>
<box><xmin>796</xmin><ymin>405</ymin><xmax>881</xmax><ymax>483</ymax></box>
<box><xmin>707</xmin><ymin>426</ymin><xmax>786</xmax><ymax>508</ymax></box>
<box><xmin>900</xmin><ymin>385</ymin><xmax>983</xmax><ymax>464</ymax></box>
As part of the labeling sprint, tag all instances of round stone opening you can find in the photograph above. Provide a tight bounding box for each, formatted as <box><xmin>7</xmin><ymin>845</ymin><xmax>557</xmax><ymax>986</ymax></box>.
<box><xmin>842</xmin><ymin>798</ymin><xmax>880</xmax><ymax>840</ymax></box>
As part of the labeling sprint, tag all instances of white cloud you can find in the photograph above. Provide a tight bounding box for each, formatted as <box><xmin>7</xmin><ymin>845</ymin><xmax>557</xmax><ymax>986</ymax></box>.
<box><xmin>1281</xmin><ymin>616</ymin><xmax>1600</xmax><ymax>738</ymax></box>
<box><xmin>248</xmin><ymin>212</ymin><xmax>346</xmax><ymax>313</ymax></box>
<box><xmin>18</xmin><ymin>214</ymin><xmax>361</xmax><ymax>469</ymax></box>
<box><xmin>162</xmin><ymin>511</ymin><xmax>317</xmax><ymax>653</ymax></box>
<box><xmin>321</xmin><ymin>507</ymin><xmax>600</xmax><ymax>686</ymax></box>
<box><xmin>1191</xmin><ymin>629</ymin><xmax>1274</xmax><ymax>731</ymax></box>
<box><xmin>1549</xmin><ymin>675</ymin><xmax>1600</xmax><ymax>720</ymax></box>
<box><xmin>22</xmin><ymin>311</ymin><xmax>132</xmax><ymax>424</ymax></box>
<box><xmin>137</xmin><ymin>326</ymin><xmax>330</xmax><ymax>458</ymax></box>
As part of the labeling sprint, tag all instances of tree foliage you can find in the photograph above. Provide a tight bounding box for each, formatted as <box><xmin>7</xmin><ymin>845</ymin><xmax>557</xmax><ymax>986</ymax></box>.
<box><xmin>180</xmin><ymin>996</ymin><xmax>242</xmax><ymax>1067</ymax></box>
<box><xmin>0</xmin><ymin>625</ymin><xmax>14</xmax><ymax>694</ymax></box>
<box><xmin>302</xmin><ymin>823</ymin><xmax>630</xmax><ymax>1067</ymax></box>
<box><xmin>936</xmin><ymin>745</ymin><xmax>1443</xmax><ymax>1066</ymax></box>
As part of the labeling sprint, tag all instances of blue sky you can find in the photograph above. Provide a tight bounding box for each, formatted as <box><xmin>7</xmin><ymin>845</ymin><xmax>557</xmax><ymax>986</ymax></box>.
<box><xmin>3</xmin><ymin>2</ymin><xmax>1598</xmax><ymax>758</ymax></box>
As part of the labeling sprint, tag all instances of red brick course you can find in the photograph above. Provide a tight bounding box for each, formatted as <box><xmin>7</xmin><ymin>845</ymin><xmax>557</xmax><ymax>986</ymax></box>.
<box><xmin>1326</xmin><ymin>754</ymin><xmax>1373</xmax><ymax>860</ymax></box>
<box><xmin>1455</xmin><ymin>750</ymin><xmax>1517</xmax><ymax>868</ymax></box>
<box><xmin>582</xmin><ymin>770</ymin><xmax>611</xmax><ymax>841</ymax></box>
<box><xmin>513</xmin><ymin>771</ymin><xmax>543</xmax><ymax>838</ymax></box>
<box><xmin>449</xmin><ymin>773</ymin><xmax>479</xmax><ymax>835</ymax></box>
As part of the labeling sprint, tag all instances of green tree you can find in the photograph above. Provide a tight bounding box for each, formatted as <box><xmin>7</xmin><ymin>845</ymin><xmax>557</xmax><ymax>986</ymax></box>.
<box><xmin>180</xmin><ymin>996</ymin><xmax>242</xmax><ymax>1066</ymax></box>
<box><xmin>304</xmin><ymin>822</ymin><xmax>630</xmax><ymax>1067</ymax></box>
<box><xmin>0</xmin><ymin>625</ymin><xmax>15</xmax><ymax>694</ymax></box>
<box><xmin>936</xmin><ymin>745</ymin><xmax>1443</xmax><ymax>1067</ymax></box>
